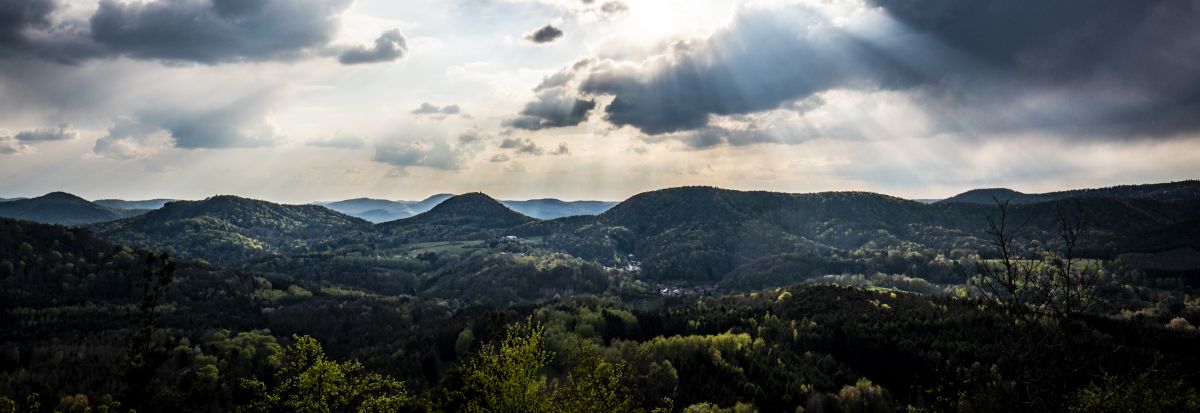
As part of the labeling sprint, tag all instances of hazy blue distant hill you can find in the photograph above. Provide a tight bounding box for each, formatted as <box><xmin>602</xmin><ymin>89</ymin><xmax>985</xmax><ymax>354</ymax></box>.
<box><xmin>0</xmin><ymin>192</ymin><xmax>143</xmax><ymax>225</ymax></box>
<box><xmin>501</xmin><ymin>199</ymin><xmax>616</xmax><ymax>219</ymax></box>
<box><xmin>94</xmin><ymin>198</ymin><xmax>177</xmax><ymax>210</ymax></box>
<box><xmin>321</xmin><ymin>198</ymin><xmax>416</xmax><ymax>222</ymax></box>
<box><xmin>320</xmin><ymin>194</ymin><xmax>452</xmax><ymax>223</ymax></box>
<box><xmin>940</xmin><ymin>180</ymin><xmax>1200</xmax><ymax>205</ymax></box>
<box><xmin>94</xmin><ymin>195</ymin><xmax>369</xmax><ymax>263</ymax></box>
<box><xmin>322</xmin><ymin>194</ymin><xmax>613</xmax><ymax>222</ymax></box>
<box><xmin>321</xmin><ymin>198</ymin><xmax>411</xmax><ymax>214</ymax></box>
<box><xmin>412</xmin><ymin>193</ymin><xmax>455</xmax><ymax>213</ymax></box>
<box><xmin>353</xmin><ymin>208</ymin><xmax>412</xmax><ymax>223</ymax></box>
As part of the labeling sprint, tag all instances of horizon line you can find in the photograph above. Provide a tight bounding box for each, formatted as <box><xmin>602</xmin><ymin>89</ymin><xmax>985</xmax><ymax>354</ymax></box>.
<box><xmin>4</xmin><ymin>179</ymin><xmax>1197</xmax><ymax>206</ymax></box>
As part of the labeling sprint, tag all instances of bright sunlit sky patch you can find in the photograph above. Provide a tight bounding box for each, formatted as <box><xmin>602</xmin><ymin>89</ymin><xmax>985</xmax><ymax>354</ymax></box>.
<box><xmin>1</xmin><ymin>0</ymin><xmax>1197</xmax><ymax>202</ymax></box>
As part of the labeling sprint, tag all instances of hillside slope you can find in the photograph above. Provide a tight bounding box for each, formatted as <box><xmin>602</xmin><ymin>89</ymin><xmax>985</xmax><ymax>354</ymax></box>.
<box><xmin>0</xmin><ymin>192</ymin><xmax>142</xmax><ymax>225</ymax></box>
<box><xmin>373</xmin><ymin>193</ymin><xmax>536</xmax><ymax>246</ymax></box>
<box><xmin>94</xmin><ymin>195</ymin><xmax>369</xmax><ymax>263</ymax></box>
<box><xmin>528</xmin><ymin>186</ymin><xmax>1200</xmax><ymax>285</ymax></box>
<box><xmin>941</xmin><ymin>180</ymin><xmax>1200</xmax><ymax>204</ymax></box>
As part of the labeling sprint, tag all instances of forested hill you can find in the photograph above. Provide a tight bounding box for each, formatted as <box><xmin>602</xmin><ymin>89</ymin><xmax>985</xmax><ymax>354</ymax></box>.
<box><xmin>82</xmin><ymin>185</ymin><xmax>1200</xmax><ymax>285</ymax></box>
<box><xmin>397</xmin><ymin>192</ymin><xmax>535</xmax><ymax>228</ymax></box>
<box><xmin>372</xmin><ymin>193</ymin><xmax>537</xmax><ymax>245</ymax></box>
<box><xmin>0</xmin><ymin>192</ymin><xmax>143</xmax><ymax>225</ymax></box>
<box><xmin>93</xmin><ymin>195</ymin><xmax>369</xmax><ymax>263</ymax></box>
<box><xmin>530</xmin><ymin>186</ymin><xmax>1200</xmax><ymax>284</ymax></box>
<box><xmin>598</xmin><ymin>186</ymin><xmax>927</xmax><ymax>234</ymax></box>
<box><xmin>940</xmin><ymin>180</ymin><xmax>1200</xmax><ymax>204</ymax></box>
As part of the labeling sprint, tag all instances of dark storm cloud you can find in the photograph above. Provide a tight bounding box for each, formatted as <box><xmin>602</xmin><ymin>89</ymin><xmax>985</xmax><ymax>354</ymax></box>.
<box><xmin>338</xmin><ymin>29</ymin><xmax>407</xmax><ymax>65</ymax></box>
<box><xmin>504</xmin><ymin>59</ymin><xmax>598</xmax><ymax>130</ymax></box>
<box><xmin>525</xmin><ymin>24</ymin><xmax>563</xmax><ymax>44</ymax></box>
<box><xmin>2</xmin><ymin>0</ymin><xmax>359</xmax><ymax>64</ymax></box>
<box><xmin>871</xmin><ymin>0</ymin><xmax>1200</xmax><ymax>138</ymax></box>
<box><xmin>503</xmin><ymin>95</ymin><xmax>595</xmax><ymax>130</ymax></box>
<box><xmin>577</xmin><ymin>8</ymin><xmax>928</xmax><ymax>135</ymax></box>
<box><xmin>530</xmin><ymin>0</ymin><xmax>1200</xmax><ymax>142</ymax></box>
<box><xmin>89</xmin><ymin>0</ymin><xmax>352</xmax><ymax>63</ymax></box>
<box><xmin>14</xmin><ymin>124</ymin><xmax>76</xmax><ymax>142</ymax></box>
<box><xmin>0</xmin><ymin>0</ymin><xmax>102</xmax><ymax>63</ymax></box>
<box><xmin>503</xmin><ymin>71</ymin><xmax>596</xmax><ymax>131</ymax></box>
<box><xmin>0</xmin><ymin>0</ymin><xmax>55</xmax><ymax>45</ymax></box>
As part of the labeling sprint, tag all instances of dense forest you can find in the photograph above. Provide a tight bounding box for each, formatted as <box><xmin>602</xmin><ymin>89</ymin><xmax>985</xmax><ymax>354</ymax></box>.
<box><xmin>2</xmin><ymin>181</ymin><xmax>1199</xmax><ymax>412</ymax></box>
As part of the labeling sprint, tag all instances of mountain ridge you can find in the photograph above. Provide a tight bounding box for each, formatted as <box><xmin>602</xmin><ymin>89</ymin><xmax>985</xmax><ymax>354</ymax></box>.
<box><xmin>940</xmin><ymin>180</ymin><xmax>1200</xmax><ymax>205</ymax></box>
<box><xmin>94</xmin><ymin>198</ymin><xmax>177</xmax><ymax>210</ymax></box>
<box><xmin>0</xmin><ymin>192</ymin><xmax>142</xmax><ymax>225</ymax></box>
<box><xmin>93</xmin><ymin>195</ymin><xmax>369</xmax><ymax>263</ymax></box>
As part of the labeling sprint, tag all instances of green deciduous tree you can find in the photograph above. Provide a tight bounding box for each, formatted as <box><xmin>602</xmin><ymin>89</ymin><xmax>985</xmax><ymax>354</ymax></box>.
<box><xmin>1071</xmin><ymin>370</ymin><xmax>1200</xmax><ymax>413</ymax></box>
<box><xmin>553</xmin><ymin>343</ymin><xmax>639</xmax><ymax>413</ymax></box>
<box><xmin>447</xmin><ymin>318</ymin><xmax>554</xmax><ymax>413</ymax></box>
<box><xmin>238</xmin><ymin>335</ymin><xmax>407</xmax><ymax>413</ymax></box>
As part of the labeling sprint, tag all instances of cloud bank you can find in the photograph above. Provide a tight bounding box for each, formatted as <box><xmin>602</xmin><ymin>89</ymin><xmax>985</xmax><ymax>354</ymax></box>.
<box><xmin>512</xmin><ymin>0</ymin><xmax>1200</xmax><ymax>147</ymax></box>
<box><xmin>0</xmin><ymin>124</ymin><xmax>78</xmax><ymax>155</ymax></box>
<box><xmin>93</xmin><ymin>92</ymin><xmax>283</xmax><ymax>159</ymax></box>
<box><xmin>2</xmin><ymin>0</ymin><xmax>407</xmax><ymax>66</ymax></box>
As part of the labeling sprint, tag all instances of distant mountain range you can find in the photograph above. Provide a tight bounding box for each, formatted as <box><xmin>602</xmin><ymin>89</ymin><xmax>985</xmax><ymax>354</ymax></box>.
<box><xmin>317</xmin><ymin>194</ymin><xmax>615</xmax><ymax>222</ymax></box>
<box><xmin>93</xmin><ymin>198</ymin><xmax>177</xmax><ymax>210</ymax></box>
<box><xmin>9</xmin><ymin>181</ymin><xmax>1197</xmax><ymax>227</ymax></box>
<box><xmin>0</xmin><ymin>192</ymin><xmax>615</xmax><ymax>225</ymax></box>
<box><xmin>48</xmin><ymin>180</ymin><xmax>1191</xmax><ymax>289</ymax></box>
<box><xmin>4</xmin><ymin>181</ymin><xmax>1199</xmax><ymax>282</ymax></box>
<box><xmin>502</xmin><ymin>199</ymin><xmax>617</xmax><ymax>219</ymax></box>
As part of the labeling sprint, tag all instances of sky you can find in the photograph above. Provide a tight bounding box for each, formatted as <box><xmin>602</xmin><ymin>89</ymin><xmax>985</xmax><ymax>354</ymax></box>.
<box><xmin>1</xmin><ymin>0</ymin><xmax>1198</xmax><ymax>203</ymax></box>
